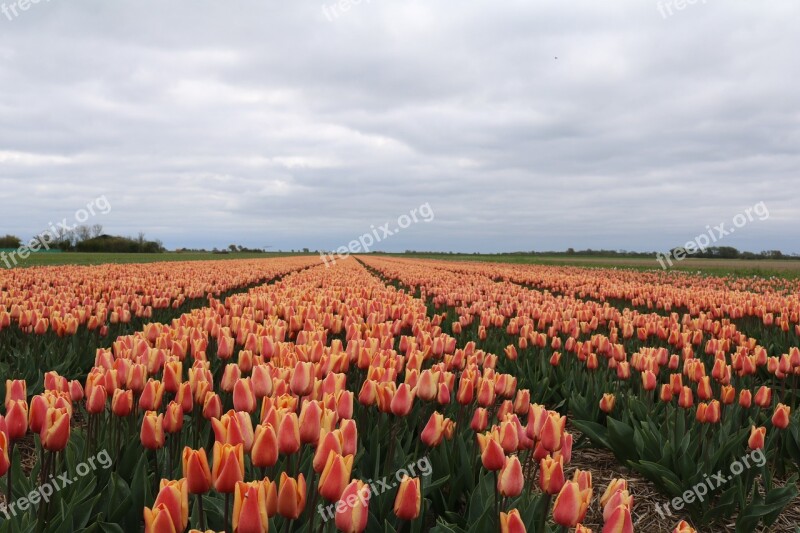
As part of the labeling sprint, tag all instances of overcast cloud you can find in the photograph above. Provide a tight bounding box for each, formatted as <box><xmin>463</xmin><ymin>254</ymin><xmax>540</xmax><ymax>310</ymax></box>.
<box><xmin>0</xmin><ymin>0</ymin><xmax>797</xmax><ymax>253</ymax></box>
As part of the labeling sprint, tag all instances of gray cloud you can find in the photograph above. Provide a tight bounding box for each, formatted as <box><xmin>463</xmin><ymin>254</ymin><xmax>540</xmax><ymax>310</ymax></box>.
<box><xmin>0</xmin><ymin>0</ymin><xmax>798</xmax><ymax>253</ymax></box>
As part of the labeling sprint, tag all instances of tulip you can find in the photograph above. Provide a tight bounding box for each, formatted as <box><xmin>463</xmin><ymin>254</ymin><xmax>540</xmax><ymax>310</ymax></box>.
<box><xmin>499</xmin><ymin>508</ymin><xmax>526</xmax><ymax>533</ymax></box>
<box><xmin>393</xmin><ymin>476</ymin><xmax>421</xmax><ymax>520</ymax></box>
<box><xmin>541</xmin><ymin>412</ymin><xmax>565</xmax><ymax>452</ymax></box>
<box><xmin>139</xmin><ymin>379</ymin><xmax>165</xmax><ymax>411</ymax></box>
<box><xmin>678</xmin><ymin>387</ymin><xmax>693</xmax><ymax>409</ymax></box>
<box><xmin>314</xmin><ymin>430</ymin><xmax>344</xmax><ymax>472</ymax></box>
<box><xmin>602</xmin><ymin>489</ymin><xmax>633</xmax><ymax>521</ymax></box>
<box><xmin>153</xmin><ymin>479</ymin><xmax>189</xmax><ymax>533</ymax></box>
<box><xmin>660</xmin><ymin>384</ymin><xmax>673</xmax><ymax>403</ymax></box>
<box><xmin>212</xmin><ymin>442</ymin><xmax>245</xmax><ymax>494</ymax></box>
<box><xmin>5</xmin><ymin>379</ymin><xmax>26</xmax><ymax>408</ymax></box>
<box><xmin>539</xmin><ymin>455</ymin><xmax>566</xmax><ymax>495</ymax></box>
<box><xmin>290</xmin><ymin>361</ymin><xmax>315</xmax><ymax>396</ymax></box>
<box><xmin>552</xmin><ymin>481</ymin><xmax>583</xmax><ymax>527</ymax></box>
<box><xmin>748</xmin><ymin>426</ymin><xmax>766</xmax><ymax>450</ymax></box>
<box><xmin>68</xmin><ymin>380</ymin><xmax>84</xmax><ymax>402</ymax></box>
<box><xmin>641</xmin><ymin>370</ymin><xmax>657</xmax><ymax>391</ymax></box>
<box><xmin>390</xmin><ymin>383</ymin><xmax>415</xmax><ymax>416</ymax></box>
<box><xmin>340</xmin><ymin>418</ymin><xmax>358</xmax><ymax>456</ymax></box>
<box><xmin>497</xmin><ymin>455</ymin><xmax>524</xmax><ymax>497</ymax></box>
<box><xmin>0</xmin><ymin>432</ymin><xmax>10</xmax><ymax>478</ymax></box>
<box><xmin>456</xmin><ymin>377</ymin><xmax>474</xmax><ymax>405</ymax></box>
<box><xmin>252</xmin><ymin>423</ymin><xmax>279</xmax><ymax>468</ymax></box>
<box><xmin>602</xmin><ymin>504</ymin><xmax>633</xmax><ymax>533</ymax></box>
<box><xmin>29</xmin><ymin>394</ymin><xmax>52</xmax><ymax>434</ymax></box>
<box><xmin>40</xmin><ymin>407</ymin><xmax>70</xmax><ymax>452</ymax></box>
<box><xmin>182</xmin><ymin>447</ymin><xmax>212</xmax><ymax>494</ymax></box>
<box><xmin>164</xmin><ymin>401</ymin><xmax>184</xmax><ymax>434</ymax></box>
<box><xmin>318</xmin><ymin>451</ymin><xmax>354</xmax><ymax>501</ymax></box>
<box><xmin>112</xmin><ymin>389</ymin><xmax>133</xmax><ymax>417</ymax></box>
<box><xmin>754</xmin><ymin>386</ymin><xmax>772</xmax><ymax>408</ymax></box>
<box><xmin>6</xmin><ymin>399</ymin><xmax>28</xmax><ymax>441</ymax></box>
<box><xmin>232</xmin><ymin>481</ymin><xmax>269</xmax><ymax>533</ymax></box>
<box><xmin>600</xmin><ymin>479</ymin><xmax>628</xmax><ymax>508</ymax></box>
<box><xmin>673</xmin><ymin>520</ymin><xmax>697</xmax><ymax>533</ymax></box>
<box><xmin>470</xmin><ymin>408</ymin><xmax>489</xmax><ymax>432</ymax></box>
<box><xmin>163</xmin><ymin>360</ymin><xmax>183</xmax><ymax>394</ymax></box>
<box><xmin>739</xmin><ymin>389</ymin><xmax>752</xmax><ymax>409</ymax></box>
<box><xmin>233</xmin><ymin>378</ymin><xmax>257</xmax><ymax>413</ymax></box>
<box><xmin>86</xmin><ymin>384</ymin><xmax>107</xmax><ymax>414</ymax></box>
<box><xmin>212</xmin><ymin>410</ymin><xmax>255</xmax><ymax>452</ymax></box>
<box><xmin>276</xmin><ymin>472</ymin><xmax>306</xmax><ymax>520</ymax></box>
<box><xmin>176</xmin><ymin>381</ymin><xmax>194</xmax><ymax>413</ymax></box>
<box><xmin>599</xmin><ymin>393</ymin><xmax>615</xmax><ymax>413</ymax></box>
<box><xmin>144</xmin><ymin>503</ymin><xmax>178</xmax><ymax>533</ymax></box>
<box><xmin>772</xmin><ymin>403</ymin><xmax>791</xmax><ymax>429</ymax></box>
<box><xmin>277</xmin><ymin>412</ymin><xmax>301</xmax><ymax>456</ymax></box>
<box><xmin>203</xmin><ymin>392</ymin><xmax>223</xmax><ymax>420</ymax></box>
<box><xmin>335</xmin><ymin>480</ymin><xmax>369</xmax><ymax>533</ymax></box>
<box><xmin>420</xmin><ymin>411</ymin><xmax>448</xmax><ymax>447</ymax></box>
<box><xmin>141</xmin><ymin>411</ymin><xmax>165</xmax><ymax>450</ymax></box>
<box><xmin>299</xmin><ymin>400</ymin><xmax>323</xmax><ymax>445</ymax></box>
<box><xmin>476</xmin><ymin>432</ymin><xmax>505</xmax><ymax>471</ymax></box>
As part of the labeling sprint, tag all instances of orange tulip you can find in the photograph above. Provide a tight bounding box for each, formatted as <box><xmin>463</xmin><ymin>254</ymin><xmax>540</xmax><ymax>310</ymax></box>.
<box><xmin>299</xmin><ymin>400</ymin><xmax>323</xmax><ymax>445</ymax></box>
<box><xmin>314</xmin><ymin>430</ymin><xmax>344</xmax><ymax>472</ymax></box>
<box><xmin>739</xmin><ymin>389</ymin><xmax>752</xmax><ymax>409</ymax></box>
<box><xmin>393</xmin><ymin>476</ymin><xmax>421</xmax><ymax>520</ymax></box>
<box><xmin>541</xmin><ymin>412</ymin><xmax>565</xmax><ymax>452</ymax></box>
<box><xmin>212</xmin><ymin>410</ymin><xmax>255</xmax><ymax>452</ymax></box>
<box><xmin>252</xmin><ymin>423</ymin><xmax>279</xmax><ymax>468</ymax></box>
<box><xmin>141</xmin><ymin>411</ymin><xmax>165</xmax><ymax>450</ymax></box>
<box><xmin>499</xmin><ymin>508</ymin><xmax>526</xmax><ymax>533</ymax></box>
<box><xmin>139</xmin><ymin>379</ymin><xmax>165</xmax><ymax>411</ymax></box>
<box><xmin>497</xmin><ymin>455</ymin><xmax>524</xmax><ymax>497</ymax></box>
<box><xmin>318</xmin><ymin>451</ymin><xmax>354</xmax><ymax>501</ymax></box>
<box><xmin>232</xmin><ymin>480</ymin><xmax>269</xmax><ymax>533</ymax></box>
<box><xmin>539</xmin><ymin>455</ymin><xmax>565</xmax><ymax>495</ymax></box>
<box><xmin>164</xmin><ymin>401</ymin><xmax>184</xmax><ymax>434</ymax></box>
<box><xmin>641</xmin><ymin>370</ymin><xmax>657</xmax><ymax>391</ymax></box>
<box><xmin>754</xmin><ymin>386</ymin><xmax>772</xmax><ymax>408</ymax></box>
<box><xmin>182</xmin><ymin>447</ymin><xmax>212</xmax><ymax>494</ymax></box>
<box><xmin>672</xmin><ymin>520</ymin><xmax>697</xmax><ymax>533</ymax></box>
<box><xmin>112</xmin><ymin>389</ymin><xmax>133</xmax><ymax>417</ymax></box>
<box><xmin>335</xmin><ymin>480</ymin><xmax>369</xmax><ymax>533</ymax></box>
<box><xmin>660</xmin><ymin>384</ymin><xmax>673</xmax><ymax>403</ymax></box>
<box><xmin>470</xmin><ymin>408</ymin><xmax>489</xmax><ymax>432</ymax></box>
<box><xmin>212</xmin><ymin>442</ymin><xmax>245</xmax><ymax>494</ymax></box>
<box><xmin>602</xmin><ymin>504</ymin><xmax>633</xmax><ymax>533</ymax></box>
<box><xmin>153</xmin><ymin>479</ymin><xmax>189</xmax><ymax>533</ymax></box>
<box><xmin>163</xmin><ymin>360</ymin><xmax>182</xmax><ymax>394</ymax></box>
<box><xmin>420</xmin><ymin>411</ymin><xmax>448</xmax><ymax>447</ymax></box>
<box><xmin>748</xmin><ymin>426</ymin><xmax>766</xmax><ymax>450</ymax></box>
<box><xmin>276</xmin><ymin>472</ymin><xmax>306</xmax><ymax>520</ymax></box>
<box><xmin>40</xmin><ymin>407</ymin><xmax>70</xmax><ymax>452</ymax></box>
<box><xmin>86</xmin><ymin>384</ymin><xmax>107</xmax><ymax>414</ymax></box>
<box><xmin>233</xmin><ymin>378</ymin><xmax>257</xmax><ymax>413</ymax></box>
<box><xmin>476</xmin><ymin>432</ymin><xmax>505</xmax><ymax>471</ymax></box>
<box><xmin>144</xmin><ymin>503</ymin><xmax>178</xmax><ymax>533</ymax></box>
<box><xmin>277</xmin><ymin>412</ymin><xmax>301</xmax><ymax>455</ymax></box>
<box><xmin>340</xmin><ymin>418</ymin><xmax>358</xmax><ymax>456</ymax></box>
<box><xmin>678</xmin><ymin>387</ymin><xmax>693</xmax><ymax>409</ymax></box>
<box><xmin>290</xmin><ymin>361</ymin><xmax>315</xmax><ymax>396</ymax></box>
<box><xmin>599</xmin><ymin>393</ymin><xmax>615</xmax><ymax>413</ymax></box>
<box><xmin>772</xmin><ymin>403</ymin><xmax>791</xmax><ymax>429</ymax></box>
<box><xmin>0</xmin><ymin>432</ymin><xmax>10</xmax><ymax>478</ymax></box>
<box><xmin>552</xmin><ymin>481</ymin><xmax>583</xmax><ymax>527</ymax></box>
<box><xmin>203</xmin><ymin>392</ymin><xmax>223</xmax><ymax>420</ymax></box>
<box><xmin>390</xmin><ymin>383</ymin><xmax>415</xmax><ymax>417</ymax></box>
<box><xmin>5</xmin><ymin>379</ymin><xmax>26</xmax><ymax>408</ymax></box>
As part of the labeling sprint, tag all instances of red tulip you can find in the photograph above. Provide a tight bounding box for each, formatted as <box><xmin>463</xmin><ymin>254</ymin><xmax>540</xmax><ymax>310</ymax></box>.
<box><xmin>335</xmin><ymin>480</ymin><xmax>369</xmax><ymax>533</ymax></box>
<box><xmin>182</xmin><ymin>447</ymin><xmax>212</xmax><ymax>494</ymax></box>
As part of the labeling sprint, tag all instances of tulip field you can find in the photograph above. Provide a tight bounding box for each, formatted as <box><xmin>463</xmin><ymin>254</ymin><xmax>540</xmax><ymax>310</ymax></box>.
<box><xmin>0</xmin><ymin>256</ymin><xmax>799</xmax><ymax>533</ymax></box>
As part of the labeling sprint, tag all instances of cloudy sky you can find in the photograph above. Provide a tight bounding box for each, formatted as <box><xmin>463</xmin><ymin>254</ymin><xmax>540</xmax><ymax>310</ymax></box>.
<box><xmin>1</xmin><ymin>0</ymin><xmax>798</xmax><ymax>253</ymax></box>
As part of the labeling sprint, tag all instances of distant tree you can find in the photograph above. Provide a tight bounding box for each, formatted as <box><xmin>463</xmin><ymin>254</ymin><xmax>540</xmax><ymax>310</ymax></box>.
<box><xmin>566</xmin><ymin>248</ymin><xmax>575</xmax><ymax>255</ymax></box>
<box><xmin>229</xmin><ymin>244</ymin><xmax>238</xmax><ymax>253</ymax></box>
<box><xmin>75</xmin><ymin>225</ymin><xmax>92</xmax><ymax>242</ymax></box>
<box><xmin>0</xmin><ymin>234</ymin><xmax>21</xmax><ymax>248</ymax></box>
<box><xmin>303</xmin><ymin>248</ymin><xmax>309</xmax><ymax>253</ymax></box>
<box><xmin>91</xmin><ymin>224</ymin><xmax>103</xmax><ymax>238</ymax></box>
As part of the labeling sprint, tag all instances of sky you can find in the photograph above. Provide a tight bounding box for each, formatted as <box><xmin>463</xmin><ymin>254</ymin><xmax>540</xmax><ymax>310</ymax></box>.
<box><xmin>0</xmin><ymin>0</ymin><xmax>798</xmax><ymax>254</ymax></box>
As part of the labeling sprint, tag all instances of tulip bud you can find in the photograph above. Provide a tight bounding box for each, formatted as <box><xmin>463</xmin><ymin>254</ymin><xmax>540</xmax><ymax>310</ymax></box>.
<box><xmin>335</xmin><ymin>480</ymin><xmax>369</xmax><ymax>533</ymax></box>
<box><xmin>772</xmin><ymin>403</ymin><xmax>791</xmax><ymax>429</ymax></box>
<box><xmin>182</xmin><ymin>447</ymin><xmax>212</xmax><ymax>494</ymax></box>
<box><xmin>394</xmin><ymin>476</ymin><xmax>421</xmax><ymax>520</ymax></box>
<box><xmin>232</xmin><ymin>480</ymin><xmax>269</xmax><ymax>533</ymax></box>
<box><xmin>141</xmin><ymin>411</ymin><xmax>164</xmax><ymax>450</ymax></box>
<box><xmin>276</xmin><ymin>472</ymin><xmax>307</xmax><ymax>520</ymax></box>
<box><xmin>212</xmin><ymin>441</ymin><xmax>245</xmax><ymax>493</ymax></box>
<box><xmin>497</xmin><ymin>455</ymin><xmax>524</xmax><ymax>497</ymax></box>
<box><xmin>40</xmin><ymin>407</ymin><xmax>70</xmax><ymax>452</ymax></box>
<box><xmin>252</xmin><ymin>423</ymin><xmax>279</xmax><ymax>468</ymax></box>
